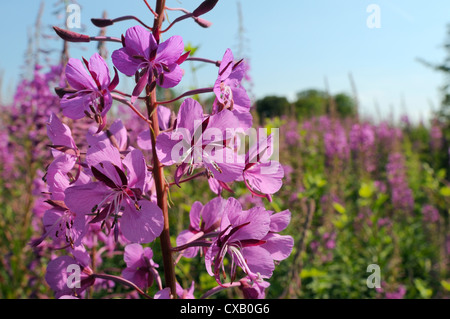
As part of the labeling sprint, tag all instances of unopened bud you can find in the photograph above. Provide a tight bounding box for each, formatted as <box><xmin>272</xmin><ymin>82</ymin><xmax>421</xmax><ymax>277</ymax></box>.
<box><xmin>91</xmin><ymin>18</ymin><xmax>114</xmax><ymax>27</ymax></box>
<box><xmin>192</xmin><ymin>0</ymin><xmax>219</xmax><ymax>17</ymax></box>
<box><xmin>53</xmin><ymin>26</ymin><xmax>91</xmax><ymax>43</ymax></box>
<box><xmin>54</xmin><ymin>87</ymin><xmax>77</xmax><ymax>98</ymax></box>
<box><xmin>194</xmin><ymin>17</ymin><xmax>213</xmax><ymax>28</ymax></box>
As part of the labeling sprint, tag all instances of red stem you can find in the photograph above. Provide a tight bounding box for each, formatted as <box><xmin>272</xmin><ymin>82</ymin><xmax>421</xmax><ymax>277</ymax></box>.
<box><xmin>147</xmin><ymin>0</ymin><xmax>178</xmax><ymax>299</ymax></box>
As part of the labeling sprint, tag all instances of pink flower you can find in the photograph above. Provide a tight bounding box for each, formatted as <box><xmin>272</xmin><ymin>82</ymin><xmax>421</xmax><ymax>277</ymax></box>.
<box><xmin>60</xmin><ymin>53</ymin><xmax>119</xmax><ymax>131</ymax></box>
<box><xmin>240</xmin><ymin>133</ymin><xmax>284</xmax><ymax>201</ymax></box>
<box><xmin>213</xmin><ymin>49</ymin><xmax>252</xmax><ymax>129</ymax></box>
<box><xmin>205</xmin><ymin>198</ymin><xmax>293</xmax><ymax>286</ymax></box>
<box><xmin>154</xmin><ymin>282</ymin><xmax>195</xmax><ymax>299</ymax></box>
<box><xmin>176</xmin><ymin>197</ymin><xmax>227</xmax><ymax>258</ymax></box>
<box><xmin>121</xmin><ymin>244</ymin><xmax>159</xmax><ymax>290</ymax></box>
<box><xmin>64</xmin><ymin>141</ymin><xmax>164</xmax><ymax>244</ymax></box>
<box><xmin>45</xmin><ymin>246</ymin><xmax>94</xmax><ymax>298</ymax></box>
<box><xmin>112</xmin><ymin>25</ymin><xmax>186</xmax><ymax>102</ymax></box>
<box><xmin>155</xmin><ymin>98</ymin><xmax>245</xmax><ymax>183</ymax></box>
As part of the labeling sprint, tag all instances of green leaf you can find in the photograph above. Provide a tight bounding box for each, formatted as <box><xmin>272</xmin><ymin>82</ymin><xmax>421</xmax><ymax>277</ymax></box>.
<box><xmin>300</xmin><ymin>268</ymin><xmax>327</xmax><ymax>279</ymax></box>
<box><xmin>333</xmin><ymin>202</ymin><xmax>346</xmax><ymax>214</ymax></box>
<box><xmin>439</xmin><ymin>186</ymin><xmax>450</xmax><ymax>197</ymax></box>
<box><xmin>359</xmin><ymin>182</ymin><xmax>373</xmax><ymax>198</ymax></box>
<box><xmin>414</xmin><ymin>279</ymin><xmax>432</xmax><ymax>299</ymax></box>
<box><xmin>441</xmin><ymin>280</ymin><xmax>450</xmax><ymax>292</ymax></box>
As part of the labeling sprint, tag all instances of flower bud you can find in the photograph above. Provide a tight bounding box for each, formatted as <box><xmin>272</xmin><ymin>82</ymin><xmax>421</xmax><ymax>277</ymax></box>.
<box><xmin>91</xmin><ymin>18</ymin><xmax>114</xmax><ymax>27</ymax></box>
<box><xmin>194</xmin><ymin>17</ymin><xmax>213</xmax><ymax>28</ymax></box>
<box><xmin>192</xmin><ymin>0</ymin><xmax>219</xmax><ymax>17</ymax></box>
<box><xmin>53</xmin><ymin>26</ymin><xmax>91</xmax><ymax>43</ymax></box>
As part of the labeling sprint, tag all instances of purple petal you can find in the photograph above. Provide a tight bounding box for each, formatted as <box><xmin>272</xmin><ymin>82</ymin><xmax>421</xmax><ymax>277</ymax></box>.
<box><xmin>111</xmin><ymin>47</ymin><xmax>143</xmax><ymax>77</ymax></box>
<box><xmin>154</xmin><ymin>287</ymin><xmax>171</xmax><ymax>299</ymax></box>
<box><xmin>155</xmin><ymin>131</ymin><xmax>187</xmax><ymax>166</ymax></box>
<box><xmin>228</xmin><ymin>60</ymin><xmax>247</xmax><ymax>82</ymax></box>
<box><xmin>242</xmin><ymin>246</ymin><xmax>275</xmax><ymax>278</ymax></box>
<box><xmin>131</xmin><ymin>68</ymin><xmax>150</xmax><ymax>103</ymax></box>
<box><xmin>124</xmin><ymin>25</ymin><xmax>155</xmax><ymax>58</ymax></box>
<box><xmin>122</xmin><ymin>268</ymin><xmax>148</xmax><ymax>289</ymax></box>
<box><xmin>86</xmin><ymin>140</ymin><xmax>123</xmax><ymax>169</ymax></box>
<box><xmin>230</xmin><ymin>85</ymin><xmax>251</xmax><ymax>111</ymax></box>
<box><xmin>207</xmin><ymin>177</ymin><xmax>222</xmax><ymax>195</ymax></box>
<box><xmin>87</xmin><ymin>119</ymin><xmax>128</xmax><ymax>151</ymax></box>
<box><xmin>122</xmin><ymin>149</ymin><xmax>147</xmax><ymax>189</ymax></box>
<box><xmin>47</xmin><ymin>159</ymin><xmax>74</xmax><ymax>198</ymax></box>
<box><xmin>218</xmin><ymin>49</ymin><xmax>234</xmax><ymax>80</ymax></box>
<box><xmin>203</xmin><ymin>150</ymin><xmax>245</xmax><ymax>183</ymax></box>
<box><xmin>120</xmin><ymin>200</ymin><xmax>164</xmax><ymax>244</ymax></box>
<box><xmin>61</xmin><ymin>93</ymin><xmax>93</xmax><ymax>120</ymax></box>
<box><xmin>45</xmin><ymin>255</ymin><xmax>77</xmax><ymax>292</ymax></box>
<box><xmin>88</xmin><ymin>53</ymin><xmax>110</xmax><ymax>89</ymax></box>
<box><xmin>189</xmin><ymin>201</ymin><xmax>203</xmax><ymax>230</ymax></box>
<box><xmin>100</xmin><ymin>91</ymin><xmax>113</xmax><ymax>117</ymax></box>
<box><xmin>123</xmin><ymin>243</ymin><xmax>145</xmax><ymax>268</ymax></box>
<box><xmin>158</xmin><ymin>105</ymin><xmax>172</xmax><ymax>131</ymax></box>
<box><xmin>269</xmin><ymin>210</ymin><xmax>291</xmax><ymax>232</ymax></box>
<box><xmin>137</xmin><ymin>129</ymin><xmax>152</xmax><ymax>151</ymax></box>
<box><xmin>157</xmin><ymin>64</ymin><xmax>183</xmax><ymax>88</ymax></box>
<box><xmin>244</xmin><ymin>161</ymin><xmax>284</xmax><ymax>195</ymax></box>
<box><xmin>175</xmin><ymin>230</ymin><xmax>199</xmax><ymax>258</ymax></box>
<box><xmin>261</xmin><ymin>233</ymin><xmax>294</xmax><ymax>261</ymax></box>
<box><xmin>176</xmin><ymin>98</ymin><xmax>204</xmax><ymax>132</ymax></box>
<box><xmin>226</xmin><ymin>204</ymin><xmax>271</xmax><ymax>242</ymax></box>
<box><xmin>156</xmin><ymin>35</ymin><xmax>184</xmax><ymax>65</ymax></box>
<box><xmin>201</xmin><ymin>196</ymin><xmax>226</xmax><ymax>232</ymax></box>
<box><xmin>64</xmin><ymin>182</ymin><xmax>111</xmax><ymax>214</ymax></box>
<box><xmin>65</xmin><ymin>58</ymin><xmax>96</xmax><ymax>90</ymax></box>
<box><xmin>47</xmin><ymin>112</ymin><xmax>77</xmax><ymax>150</ymax></box>
<box><xmin>206</xmin><ymin>109</ymin><xmax>241</xmax><ymax>137</ymax></box>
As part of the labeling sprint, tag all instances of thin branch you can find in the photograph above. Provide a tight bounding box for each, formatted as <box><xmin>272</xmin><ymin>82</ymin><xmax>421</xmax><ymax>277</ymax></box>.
<box><xmin>186</xmin><ymin>57</ymin><xmax>220</xmax><ymax>66</ymax></box>
<box><xmin>90</xmin><ymin>36</ymin><xmax>122</xmax><ymax>43</ymax></box>
<box><xmin>156</xmin><ymin>87</ymin><xmax>213</xmax><ymax>105</ymax></box>
<box><xmin>160</xmin><ymin>13</ymin><xmax>193</xmax><ymax>33</ymax></box>
<box><xmin>92</xmin><ymin>273</ymin><xmax>152</xmax><ymax>299</ymax></box>
<box><xmin>169</xmin><ymin>171</ymin><xmax>206</xmax><ymax>187</ymax></box>
<box><xmin>143</xmin><ymin>0</ymin><xmax>159</xmax><ymax>18</ymax></box>
<box><xmin>111</xmin><ymin>93</ymin><xmax>152</xmax><ymax>125</ymax></box>
<box><xmin>200</xmin><ymin>282</ymin><xmax>241</xmax><ymax>299</ymax></box>
<box><xmin>112</xmin><ymin>15</ymin><xmax>153</xmax><ymax>30</ymax></box>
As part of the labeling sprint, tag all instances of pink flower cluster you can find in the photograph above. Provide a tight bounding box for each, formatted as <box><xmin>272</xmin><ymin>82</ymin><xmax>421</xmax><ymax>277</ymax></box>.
<box><xmin>34</xmin><ymin>0</ymin><xmax>292</xmax><ymax>300</ymax></box>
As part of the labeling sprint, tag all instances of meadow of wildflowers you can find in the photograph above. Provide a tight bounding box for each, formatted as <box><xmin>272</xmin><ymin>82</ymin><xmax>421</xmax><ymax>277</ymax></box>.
<box><xmin>0</xmin><ymin>0</ymin><xmax>449</xmax><ymax>301</ymax></box>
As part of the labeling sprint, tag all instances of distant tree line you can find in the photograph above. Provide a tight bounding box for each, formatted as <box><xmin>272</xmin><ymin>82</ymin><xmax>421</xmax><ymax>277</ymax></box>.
<box><xmin>255</xmin><ymin>89</ymin><xmax>356</xmax><ymax>122</ymax></box>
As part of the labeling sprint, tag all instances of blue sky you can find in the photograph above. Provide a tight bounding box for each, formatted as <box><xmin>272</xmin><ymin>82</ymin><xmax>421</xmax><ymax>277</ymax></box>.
<box><xmin>1</xmin><ymin>0</ymin><xmax>449</xmax><ymax>124</ymax></box>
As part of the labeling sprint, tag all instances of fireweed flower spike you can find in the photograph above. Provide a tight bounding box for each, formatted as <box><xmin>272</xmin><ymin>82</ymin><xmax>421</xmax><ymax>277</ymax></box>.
<box><xmin>60</xmin><ymin>53</ymin><xmax>119</xmax><ymax>132</ymax></box>
<box><xmin>36</xmin><ymin>0</ymin><xmax>293</xmax><ymax>299</ymax></box>
<box><xmin>111</xmin><ymin>25</ymin><xmax>187</xmax><ymax>102</ymax></box>
<box><xmin>64</xmin><ymin>141</ymin><xmax>164</xmax><ymax>244</ymax></box>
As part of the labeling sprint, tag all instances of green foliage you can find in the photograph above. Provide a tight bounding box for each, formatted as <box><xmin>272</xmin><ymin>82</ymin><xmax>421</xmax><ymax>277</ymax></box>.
<box><xmin>255</xmin><ymin>95</ymin><xmax>291</xmax><ymax>122</ymax></box>
<box><xmin>256</xmin><ymin>89</ymin><xmax>356</xmax><ymax>122</ymax></box>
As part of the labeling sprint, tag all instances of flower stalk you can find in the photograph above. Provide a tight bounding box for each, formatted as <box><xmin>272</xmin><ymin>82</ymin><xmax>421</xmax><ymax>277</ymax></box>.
<box><xmin>146</xmin><ymin>0</ymin><xmax>177</xmax><ymax>299</ymax></box>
